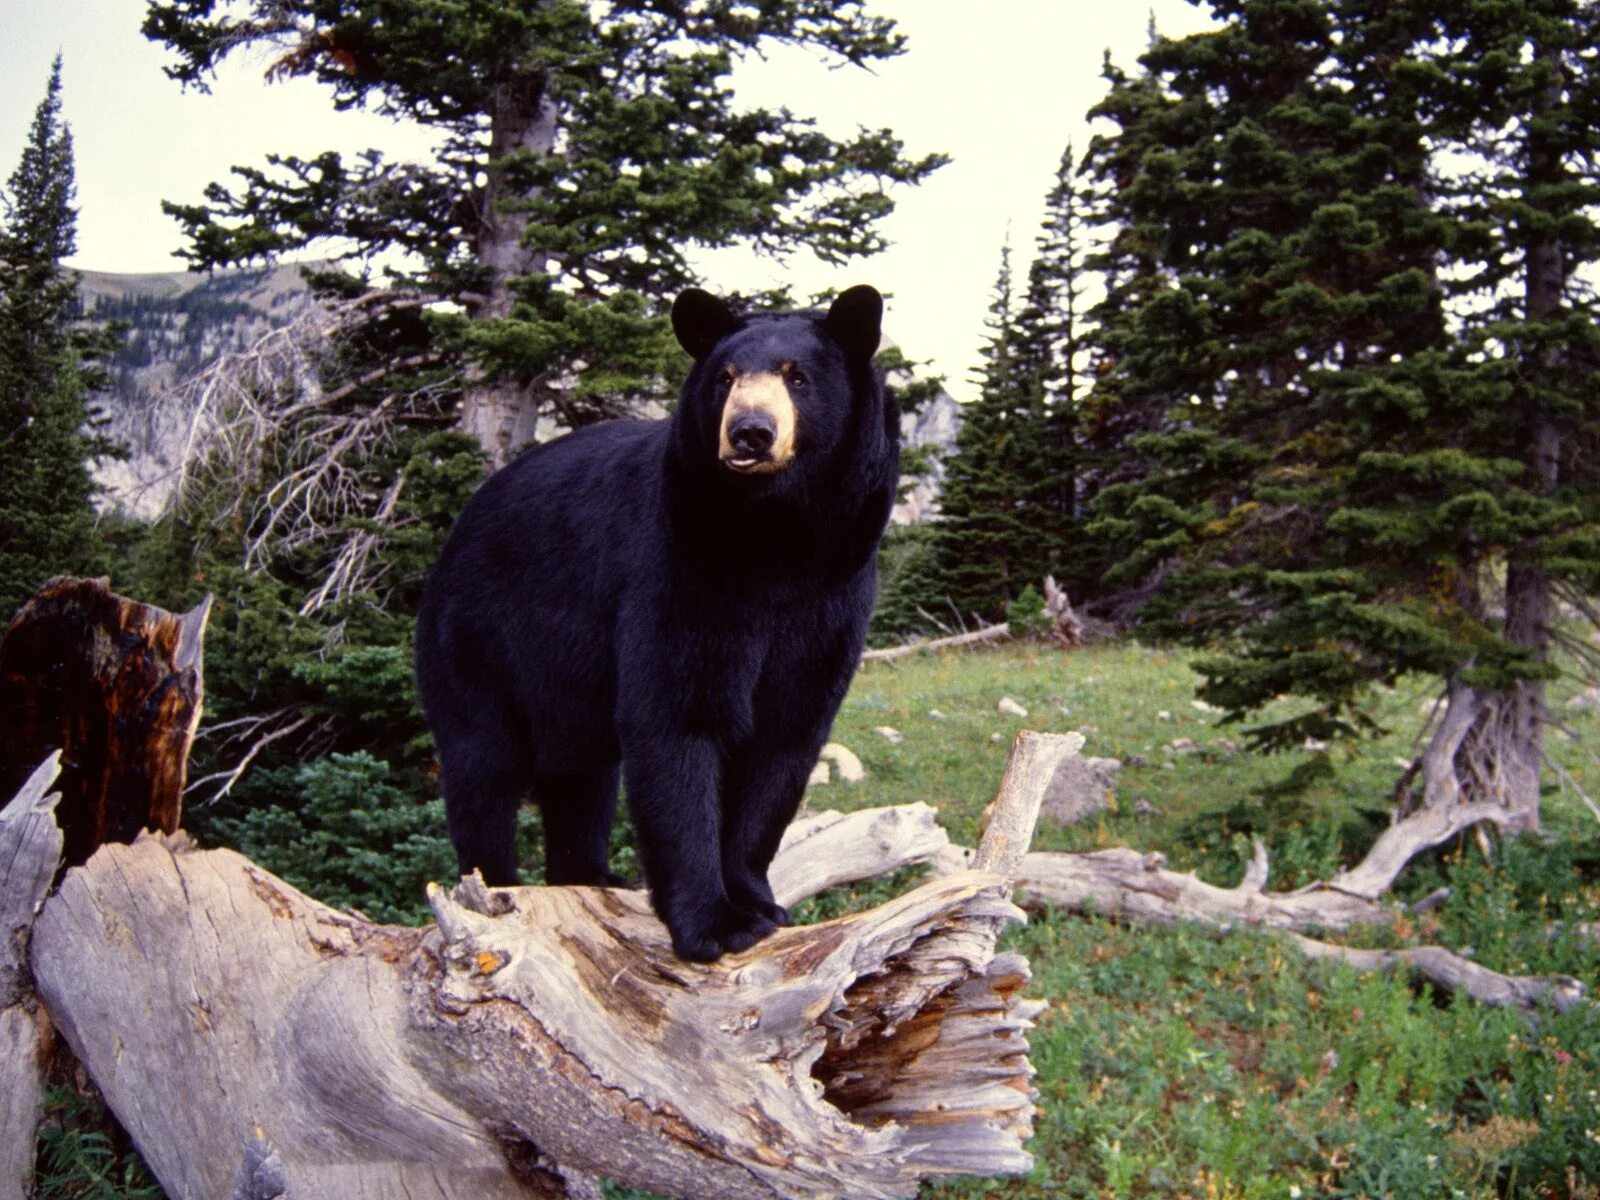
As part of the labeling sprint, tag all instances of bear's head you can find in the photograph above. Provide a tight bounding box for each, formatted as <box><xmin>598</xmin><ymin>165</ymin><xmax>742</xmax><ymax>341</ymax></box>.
<box><xmin>670</xmin><ymin>286</ymin><xmax>885</xmax><ymax>488</ymax></box>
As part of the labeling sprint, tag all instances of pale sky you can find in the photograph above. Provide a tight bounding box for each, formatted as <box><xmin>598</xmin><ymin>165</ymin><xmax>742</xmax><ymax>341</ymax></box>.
<box><xmin>0</xmin><ymin>0</ymin><xmax>1216</xmax><ymax>400</ymax></box>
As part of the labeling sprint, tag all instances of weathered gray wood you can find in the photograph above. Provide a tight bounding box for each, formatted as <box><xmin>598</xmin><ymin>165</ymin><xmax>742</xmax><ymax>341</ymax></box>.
<box><xmin>972</xmin><ymin>731</ymin><xmax>1082</xmax><ymax>877</ymax></box>
<box><xmin>1289</xmin><ymin>934</ymin><xmax>1585</xmax><ymax>1014</ymax></box>
<box><xmin>860</xmin><ymin>622</ymin><xmax>1010</xmax><ymax>663</ymax></box>
<box><xmin>33</xmin><ymin>833</ymin><xmax>559</xmax><ymax>1199</ymax></box>
<box><xmin>769</xmin><ymin>802</ymin><xmax>948</xmax><ymax>907</ymax></box>
<box><xmin>937</xmin><ymin>832</ymin><xmax>1587</xmax><ymax>1012</ymax></box>
<box><xmin>0</xmin><ymin>753</ymin><xmax>64</xmax><ymax>1200</ymax></box>
<box><xmin>27</xmin><ymin>732</ymin><xmax>1061</xmax><ymax>1200</ymax></box>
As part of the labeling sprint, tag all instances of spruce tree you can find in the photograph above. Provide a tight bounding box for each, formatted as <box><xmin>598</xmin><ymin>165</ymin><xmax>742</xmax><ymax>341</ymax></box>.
<box><xmin>1079</xmin><ymin>0</ymin><xmax>1600</xmax><ymax>826</ymax></box>
<box><xmin>932</xmin><ymin>149</ymin><xmax>1098</xmax><ymax>626</ymax></box>
<box><xmin>1019</xmin><ymin>144</ymin><xmax>1101</xmax><ymax>604</ymax></box>
<box><xmin>0</xmin><ymin>56</ymin><xmax>102</xmax><ymax>618</ymax></box>
<box><xmin>934</xmin><ymin>242</ymin><xmax>1054</xmax><ymax>623</ymax></box>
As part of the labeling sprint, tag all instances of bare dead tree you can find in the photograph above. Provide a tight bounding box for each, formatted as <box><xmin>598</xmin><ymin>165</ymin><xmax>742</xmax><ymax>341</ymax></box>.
<box><xmin>157</xmin><ymin>288</ymin><xmax>447</xmax><ymax>592</ymax></box>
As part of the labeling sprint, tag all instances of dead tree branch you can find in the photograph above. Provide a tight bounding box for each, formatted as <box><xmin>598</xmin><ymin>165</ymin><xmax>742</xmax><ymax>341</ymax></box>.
<box><xmin>862</xmin><ymin>623</ymin><xmax>1010</xmax><ymax>663</ymax></box>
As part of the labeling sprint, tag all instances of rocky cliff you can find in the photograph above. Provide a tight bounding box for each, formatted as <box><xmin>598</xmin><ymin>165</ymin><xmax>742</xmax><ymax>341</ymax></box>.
<box><xmin>77</xmin><ymin>264</ymin><xmax>313</xmax><ymax>517</ymax></box>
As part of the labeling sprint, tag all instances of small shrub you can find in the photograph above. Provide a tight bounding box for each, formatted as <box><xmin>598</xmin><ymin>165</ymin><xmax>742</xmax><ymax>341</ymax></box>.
<box><xmin>1006</xmin><ymin>584</ymin><xmax>1053</xmax><ymax>640</ymax></box>
<box><xmin>208</xmin><ymin>751</ymin><xmax>463</xmax><ymax>924</ymax></box>
<box><xmin>34</xmin><ymin>1085</ymin><xmax>162</xmax><ymax>1200</ymax></box>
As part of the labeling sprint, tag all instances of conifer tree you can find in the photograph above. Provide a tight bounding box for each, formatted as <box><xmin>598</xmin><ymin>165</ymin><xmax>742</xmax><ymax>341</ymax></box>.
<box><xmin>931</xmin><ymin>148</ymin><xmax>1098</xmax><ymax>625</ymax></box>
<box><xmin>1020</xmin><ymin>144</ymin><xmax>1102</xmax><ymax>602</ymax></box>
<box><xmin>1079</xmin><ymin>0</ymin><xmax>1600</xmax><ymax>827</ymax></box>
<box><xmin>0</xmin><ymin>56</ymin><xmax>103</xmax><ymax>617</ymax></box>
<box><xmin>143</xmin><ymin>0</ymin><xmax>944</xmax><ymax>466</ymax></box>
<box><xmin>933</xmin><ymin>241</ymin><xmax>1054</xmax><ymax>622</ymax></box>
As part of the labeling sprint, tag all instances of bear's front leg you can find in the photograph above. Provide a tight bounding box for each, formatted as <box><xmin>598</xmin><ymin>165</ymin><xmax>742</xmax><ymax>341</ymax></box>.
<box><xmin>623</xmin><ymin>733</ymin><xmax>777</xmax><ymax>962</ymax></box>
<box><xmin>721</xmin><ymin>743</ymin><xmax>822</xmax><ymax>928</ymax></box>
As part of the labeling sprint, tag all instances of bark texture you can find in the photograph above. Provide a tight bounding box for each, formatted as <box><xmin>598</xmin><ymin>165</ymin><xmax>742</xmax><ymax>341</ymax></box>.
<box><xmin>457</xmin><ymin>72</ymin><xmax>558</xmax><ymax>470</ymax></box>
<box><xmin>0</xmin><ymin>576</ymin><xmax>208</xmax><ymax>868</ymax></box>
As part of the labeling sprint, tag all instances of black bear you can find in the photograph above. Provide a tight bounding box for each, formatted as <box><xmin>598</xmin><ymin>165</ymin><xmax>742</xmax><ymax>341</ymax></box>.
<box><xmin>414</xmin><ymin>285</ymin><xmax>897</xmax><ymax>961</ymax></box>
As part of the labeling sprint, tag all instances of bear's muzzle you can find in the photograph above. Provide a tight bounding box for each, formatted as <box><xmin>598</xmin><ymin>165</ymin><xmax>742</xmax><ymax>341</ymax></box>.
<box><xmin>719</xmin><ymin>372</ymin><xmax>796</xmax><ymax>474</ymax></box>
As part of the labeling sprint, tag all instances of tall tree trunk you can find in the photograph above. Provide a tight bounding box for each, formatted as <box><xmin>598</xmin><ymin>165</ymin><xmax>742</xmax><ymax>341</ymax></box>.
<box><xmin>1450</xmin><ymin>51</ymin><xmax>1566</xmax><ymax>834</ymax></box>
<box><xmin>458</xmin><ymin>69</ymin><xmax>558</xmax><ymax>471</ymax></box>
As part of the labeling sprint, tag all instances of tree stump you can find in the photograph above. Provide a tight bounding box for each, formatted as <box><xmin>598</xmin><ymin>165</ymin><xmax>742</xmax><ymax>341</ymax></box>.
<box><xmin>0</xmin><ymin>577</ymin><xmax>209</xmax><ymax>868</ymax></box>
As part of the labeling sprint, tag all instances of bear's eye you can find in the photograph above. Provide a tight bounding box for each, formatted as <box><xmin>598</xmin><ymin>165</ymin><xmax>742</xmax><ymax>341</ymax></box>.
<box><xmin>786</xmin><ymin>367</ymin><xmax>808</xmax><ymax>390</ymax></box>
<box><xmin>718</xmin><ymin>367</ymin><xmax>737</xmax><ymax>391</ymax></box>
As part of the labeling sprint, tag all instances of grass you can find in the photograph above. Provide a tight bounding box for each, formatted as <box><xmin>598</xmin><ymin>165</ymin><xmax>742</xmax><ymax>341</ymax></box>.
<box><xmin>817</xmin><ymin>641</ymin><xmax>1600</xmax><ymax>1199</ymax></box>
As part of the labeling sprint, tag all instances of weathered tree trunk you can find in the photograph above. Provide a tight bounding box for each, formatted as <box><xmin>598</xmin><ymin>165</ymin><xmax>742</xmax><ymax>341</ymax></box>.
<box><xmin>0</xmin><ymin>576</ymin><xmax>209</xmax><ymax>869</ymax></box>
<box><xmin>457</xmin><ymin>70</ymin><xmax>559</xmax><ymax>470</ymax></box>
<box><xmin>0</xmin><ymin>755</ymin><xmax>64</xmax><ymax>1200</ymax></box>
<box><xmin>1042</xmin><ymin>576</ymin><xmax>1086</xmax><ymax>644</ymax></box>
<box><xmin>1442</xmin><ymin>49</ymin><xmax>1567</xmax><ymax>837</ymax></box>
<box><xmin>24</xmin><ymin>734</ymin><xmax>1074</xmax><ymax>1200</ymax></box>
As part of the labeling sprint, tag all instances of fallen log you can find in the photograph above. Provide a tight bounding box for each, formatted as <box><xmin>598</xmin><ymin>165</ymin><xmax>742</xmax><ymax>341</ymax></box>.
<box><xmin>861</xmin><ymin>622</ymin><xmax>1010</xmax><ymax>663</ymax></box>
<box><xmin>934</xmin><ymin>833</ymin><xmax>1586</xmax><ymax>1013</ymax></box>
<box><xmin>26</xmin><ymin>733</ymin><xmax>1077</xmax><ymax>1200</ymax></box>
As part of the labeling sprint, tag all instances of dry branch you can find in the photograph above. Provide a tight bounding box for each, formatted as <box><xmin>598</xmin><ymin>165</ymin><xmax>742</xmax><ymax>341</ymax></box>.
<box><xmin>23</xmin><ymin>737</ymin><xmax>1073</xmax><ymax>1200</ymax></box>
<box><xmin>1288</xmin><ymin>934</ymin><xmax>1585</xmax><ymax>1014</ymax></box>
<box><xmin>862</xmin><ymin>622</ymin><xmax>1010</xmax><ymax>663</ymax></box>
<box><xmin>768</xmin><ymin>802</ymin><xmax>949</xmax><ymax>906</ymax></box>
<box><xmin>934</xmin><ymin>826</ymin><xmax>1587</xmax><ymax>1012</ymax></box>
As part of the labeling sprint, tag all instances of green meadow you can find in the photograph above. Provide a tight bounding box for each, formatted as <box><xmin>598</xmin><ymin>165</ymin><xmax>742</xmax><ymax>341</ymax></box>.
<box><xmin>797</xmin><ymin>642</ymin><xmax>1600</xmax><ymax>1200</ymax></box>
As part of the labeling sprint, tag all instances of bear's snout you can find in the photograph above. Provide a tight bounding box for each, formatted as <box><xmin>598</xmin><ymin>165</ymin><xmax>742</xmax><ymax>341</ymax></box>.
<box><xmin>725</xmin><ymin>410</ymin><xmax>777</xmax><ymax>463</ymax></box>
<box><xmin>718</xmin><ymin>371</ymin><xmax>797</xmax><ymax>474</ymax></box>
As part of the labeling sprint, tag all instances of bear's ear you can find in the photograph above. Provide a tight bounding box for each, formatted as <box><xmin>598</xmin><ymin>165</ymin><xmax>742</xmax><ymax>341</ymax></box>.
<box><xmin>824</xmin><ymin>285</ymin><xmax>883</xmax><ymax>363</ymax></box>
<box><xmin>672</xmin><ymin>288</ymin><xmax>741</xmax><ymax>360</ymax></box>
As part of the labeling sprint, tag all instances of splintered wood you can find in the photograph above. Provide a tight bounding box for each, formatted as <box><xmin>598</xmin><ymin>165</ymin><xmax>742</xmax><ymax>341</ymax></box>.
<box><xmin>24</xmin><ymin>733</ymin><xmax>1080</xmax><ymax>1200</ymax></box>
<box><xmin>0</xmin><ymin>577</ymin><xmax>209</xmax><ymax>868</ymax></box>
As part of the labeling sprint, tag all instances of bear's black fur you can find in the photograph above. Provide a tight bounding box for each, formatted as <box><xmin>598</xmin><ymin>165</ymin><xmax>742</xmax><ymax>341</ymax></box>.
<box><xmin>414</xmin><ymin>285</ymin><xmax>897</xmax><ymax>961</ymax></box>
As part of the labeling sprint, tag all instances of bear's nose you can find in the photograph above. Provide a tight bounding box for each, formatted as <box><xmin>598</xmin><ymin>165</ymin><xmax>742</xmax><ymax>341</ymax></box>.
<box><xmin>726</xmin><ymin>411</ymin><xmax>776</xmax><ymax>459</ymax></box>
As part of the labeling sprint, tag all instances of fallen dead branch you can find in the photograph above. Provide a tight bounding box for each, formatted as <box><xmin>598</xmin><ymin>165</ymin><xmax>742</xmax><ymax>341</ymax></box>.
<box><xmin>935</xmin><ymin>827</ymin><xmax>1586</xmax><ymax>1013</ymax></box>
<box><xmin>863</xmin><ymin>622</ymin><xmax>1010</xmax><ymax>663</ymax></box>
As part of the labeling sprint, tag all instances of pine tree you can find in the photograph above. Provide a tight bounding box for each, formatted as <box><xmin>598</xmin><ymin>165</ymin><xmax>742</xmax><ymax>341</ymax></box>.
<box><xmin>144</xmin><ymin>0</ymin><xmax>944</xmax><ymax>466</ymax></box>
<box><xmin>1078</xmin><ymin>0</ymin><xmax>1600</xmax><ymax>826</ymax></box>
<box><xmin>1019</xmin><ymin>144</ymin><xmax>1101</xmax><ymax>603</ymax></box>
<box><xmin>934</xmin><ymin>241</ymin><xmax>1054</xmax><ymax>622</ymax></box>
<box><xmin>0</xmin><ymin>56</ymin><xmax>102</xmax><ymax>617</ymax></box>
<box><xmin>931</xmin><ymin>147</ymin><xmax>1100</xmax><ymax>626</ymax></box>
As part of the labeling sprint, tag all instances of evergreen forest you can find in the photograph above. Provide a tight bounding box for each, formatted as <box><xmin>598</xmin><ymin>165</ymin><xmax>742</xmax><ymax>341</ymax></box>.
<box><xmin>5</xmin><ymin>2</ymin><xmax>1600</xmax><ymax>1197</ymax></box>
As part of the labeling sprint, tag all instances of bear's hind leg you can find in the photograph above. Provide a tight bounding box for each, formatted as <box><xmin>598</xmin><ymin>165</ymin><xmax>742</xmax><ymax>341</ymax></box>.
<box><xmin>538</xmin><ymin>765</ymin><xmax>627</xmax><ymax>887</ymax></box>
<box><xmin>439</xmin><ymin>735</ymin><xmax>531</xmax><ymax>887</ymax></box>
